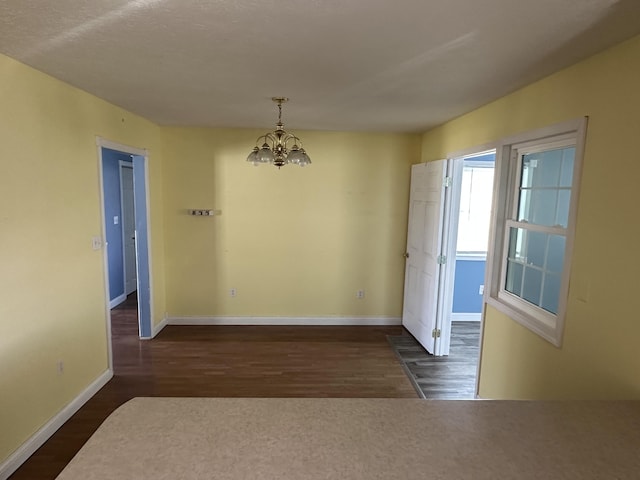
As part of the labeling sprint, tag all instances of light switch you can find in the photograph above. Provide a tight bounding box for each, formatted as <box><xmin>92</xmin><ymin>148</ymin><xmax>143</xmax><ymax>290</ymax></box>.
<box><xmin>576</xmin><ymin>278</ymin><xmax>590</xmax><ymax>303</ymax></box>
<box><xmin>92</xmin><ymin>236</ymin><xmax>103</xmax><ymax>250</ymax></box>
<box><xmin>114</xmin><ymin>216</ymin><xmax>119</xmax><ymax>225</ymax></box>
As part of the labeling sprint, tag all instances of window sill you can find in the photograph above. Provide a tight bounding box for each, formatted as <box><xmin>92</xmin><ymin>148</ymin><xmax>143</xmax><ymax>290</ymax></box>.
<box><xmin>486</xmin><ymin>295</ymin><xmax>562</xmax><ymax>347</ymax></box>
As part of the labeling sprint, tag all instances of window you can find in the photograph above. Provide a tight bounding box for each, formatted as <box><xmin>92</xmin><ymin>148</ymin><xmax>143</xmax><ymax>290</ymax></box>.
<box><xmin>457</xmin><ymin>160</ymin><xmax>494</xmax><ymax>255</ymax></box>
<box><xmin>486</xmin><ymin>119</ymin><xmax>586</xmax><ymax>346</ymax></box>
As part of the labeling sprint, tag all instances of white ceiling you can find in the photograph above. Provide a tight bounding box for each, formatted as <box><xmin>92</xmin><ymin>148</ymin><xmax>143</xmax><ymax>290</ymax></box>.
<box><xmin>1</xmin><ymin>0</ymin><xmax>639</xmax><ymax>132</ymax></box>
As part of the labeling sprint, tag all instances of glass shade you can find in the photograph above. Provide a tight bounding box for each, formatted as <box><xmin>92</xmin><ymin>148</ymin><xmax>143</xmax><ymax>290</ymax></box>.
<box><xmin>246</xmin><ymin>148</ymin><xmax>259</xmax><ymax>166</ymax></box>
<box><xmin>297</xmin><ymin>149</ymin><xmax>311</xmax><ymax>167</ymax></box>
<box><xmin>287</xmin><ymin>146</ymin><xmax>304</xmax><ymax>165</ymax></box>
<box><xmin>256</xmin><ymin>144</ymin><xmax>275</xmax><ymax>164</ymax></box>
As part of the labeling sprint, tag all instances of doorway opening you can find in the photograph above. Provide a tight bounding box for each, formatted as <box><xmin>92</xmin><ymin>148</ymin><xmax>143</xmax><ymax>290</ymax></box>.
<box><xmin>442</xmin><ymin>151</ymin><xmax>495</xmax><ymax>355</ymax></box>
<box><xmin>401</xmin><ymin>149</ymin><xmax>495</xmax><ymax>398</ymax></box>
<box><xmin>98</xmin><ymin>139</ymin><xmax>153</xmax><ymax>371</ymax></box>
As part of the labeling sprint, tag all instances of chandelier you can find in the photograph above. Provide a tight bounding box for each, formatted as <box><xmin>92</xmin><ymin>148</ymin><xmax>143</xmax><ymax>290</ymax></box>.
<box><xmin>246</xmin><ymin>97</ymin><xmax>311</xmax><ymax>168</ymax></box>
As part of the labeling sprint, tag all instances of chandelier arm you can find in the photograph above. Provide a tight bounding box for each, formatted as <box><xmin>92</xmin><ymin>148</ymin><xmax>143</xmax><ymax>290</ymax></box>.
<box><xmin>266</xmin><ymin>132</ymin><xmax>278</xmax><ymax>145</ymax></box>
<box><xmin>278</xmin><ymin>133</ymin><xmax>300</xmax><ymax>147</ymax></box>
<box><xmin>255</xmin><ymin>133</ymin><xmax>278</xmax><ymax>147</ymax></box>
<box><xmin>289</xmin><ymin>135</ymin><xmax>302</xmax><ymax>147</ymax></box>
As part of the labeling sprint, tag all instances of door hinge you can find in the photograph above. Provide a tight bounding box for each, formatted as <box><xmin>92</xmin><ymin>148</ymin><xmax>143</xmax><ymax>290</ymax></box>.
<box><xmin>437</xmin><ymin>255</ymin><xmax>447</xmax><ymax>265</ymax></box>
<box><xmin>443</xmin><ymin>176</ymin><xmax>453</xmax><ymax>188</ymax></box>
<box><xmin>431</xmin><ymin>328</ymin><xmax>441</xmax><ymax>338</ymax></box>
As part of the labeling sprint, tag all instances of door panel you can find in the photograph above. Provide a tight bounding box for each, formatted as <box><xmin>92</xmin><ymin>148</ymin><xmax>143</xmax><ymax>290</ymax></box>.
<box><xmin>402</xmin><ymin>161</ymin><xmax>447</xmax><ymax>354</ymax></box>
<box><xmin>405</xmin><ymin>265</ymin><xmax>418</xmax><ymax>315</ymax></box>
<box><xmin>409</xmin><ymin>201</ymin><xmax>426</xmax><ymax>251</ymax></box>
<box><xmin>423</xmin><ymin>203</ymin><xmax>439</xmax><ymax>256</ymax></box>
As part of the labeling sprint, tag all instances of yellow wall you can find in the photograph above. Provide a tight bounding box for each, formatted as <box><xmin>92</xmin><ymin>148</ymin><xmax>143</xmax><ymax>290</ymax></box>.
<box><xmin>421</xmin><ymin>35</ymin><xmax>640</xmax><ymax>399</ymax></box>
<box><xmin>0</xmin><ymin>54</ymin><xmax>166</xmax><ymax>462</ymax></box>
<box><xmin>3</xmin><ymin>25</ymin><xmax>639</xmax><ymax>474</ymax></box>
<box><xmin>162</xmin><ymin>128</ymin><xmax>420</xmax><ymax>318</ymax></box>
<box><xmin>0</xmin><ymin>52</ymin><xmax>418</xmax><ymax>468</ymax></box>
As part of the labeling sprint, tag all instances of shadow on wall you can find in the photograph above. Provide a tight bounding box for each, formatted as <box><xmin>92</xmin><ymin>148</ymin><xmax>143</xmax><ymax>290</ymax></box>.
<box><xmin>521</xmin><ymin>0</ymin><xmax>640</xmax><ymax>86</ymax></box>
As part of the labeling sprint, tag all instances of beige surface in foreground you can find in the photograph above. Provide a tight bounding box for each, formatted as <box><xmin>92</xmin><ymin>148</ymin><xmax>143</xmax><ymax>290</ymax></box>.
<box><xmin>56</xmin><ymin>398</ymin><xmax>640</xmax><ymax>479</ymax></box>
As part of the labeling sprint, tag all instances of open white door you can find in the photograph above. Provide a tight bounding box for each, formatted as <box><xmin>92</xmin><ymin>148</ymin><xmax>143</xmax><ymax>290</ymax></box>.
<box><xmin>402</xmin><ymin>161</ymin><xmax>448</xmax><ymax>354</ymax></box>
<box><xmin>121</xmin><ymin>164</ymin><xmax>137</xmax><ymax>295</ymax></box>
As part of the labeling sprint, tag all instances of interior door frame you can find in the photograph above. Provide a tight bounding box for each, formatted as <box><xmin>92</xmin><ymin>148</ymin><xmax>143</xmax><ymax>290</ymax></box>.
<box><xmin>440</xmin><ymin>143</ymin><xmax>497</xmax><ymax>396</ymax></box>
<box><xmin>96</xmin><ymin>137</ymin><xmax>154</xmax><ymax>371</ymax></box>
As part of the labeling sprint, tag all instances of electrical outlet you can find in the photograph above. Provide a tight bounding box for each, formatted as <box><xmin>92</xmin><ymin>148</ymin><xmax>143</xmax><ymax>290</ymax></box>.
<box><xmin>356</xmin><ymin>289</ymin><xmax>365</xmax><ymax>299</ymax></box>
<box><xmin>57</xmin><ymin>360</ymin><xmax>64</xmax><ymax>375</ymax></box>
<box><xmin>229</xmin><ymin>288</ymin><xmax>237</xmax><ymax>298</ymax></box>
<box><xmin>478</xmin><ymin>285</ymin><xmax>484</xmax><ymax>295</ymax></box>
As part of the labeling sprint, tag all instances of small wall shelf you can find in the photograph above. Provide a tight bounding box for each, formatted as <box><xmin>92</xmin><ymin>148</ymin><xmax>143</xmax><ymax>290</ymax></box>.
<box><xmin>188</xmin><ymin>209</ymin><xmax>221</xmax><ymax>216</ymax></box>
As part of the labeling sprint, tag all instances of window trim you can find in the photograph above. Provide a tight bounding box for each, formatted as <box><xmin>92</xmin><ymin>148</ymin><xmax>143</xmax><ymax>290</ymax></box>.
<box><xmin>485</xmin><ymin>118</ymin><xmax>588</xmax><ymax>346</ymax></box>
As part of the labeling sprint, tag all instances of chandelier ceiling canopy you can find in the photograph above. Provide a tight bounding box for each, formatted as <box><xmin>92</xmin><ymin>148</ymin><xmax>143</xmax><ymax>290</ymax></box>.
<box><xmin>246</xmin><ymin>97</ymin><xmax>311</xmax><ymax>169</ymax></box>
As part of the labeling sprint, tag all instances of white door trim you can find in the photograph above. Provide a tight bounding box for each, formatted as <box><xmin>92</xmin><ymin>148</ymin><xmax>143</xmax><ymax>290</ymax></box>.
<box><xmin>443</xmin><ymin>149</ymin><xmax>496</xmax><ymax>396</ymax></box>
<box><xmin>97</xmin><ymin>137</ymin><xmax>146</xmax><ymax>157</ymax></box>
<box><xmin>96</xmin><ymin>143</ymin><xmax>114</xmax><ymax>372</ymax></box>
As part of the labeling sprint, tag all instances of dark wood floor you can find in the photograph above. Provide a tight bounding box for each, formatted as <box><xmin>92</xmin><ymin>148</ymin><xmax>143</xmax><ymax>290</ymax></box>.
<box><xmin>388</xmin><ymin>322</ymin><xmax>481</xmax><ymax>399</ymax></box>
<box><xmin>9</xmin><ymin>294</ymin><xmax>417</xmax><ymax>479</ymax></box>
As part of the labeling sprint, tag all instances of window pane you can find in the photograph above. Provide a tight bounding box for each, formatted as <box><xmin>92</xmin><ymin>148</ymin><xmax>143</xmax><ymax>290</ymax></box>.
<box><xmin>517</xmin><ymin>189</ymin><xmax>531</xmax><ymax>222</ymax></box>
<box><xmin>518</xmin><ymin>145</ymin><xmax>575</xmax><ymax>228</ymax></box>
<box><xmin>531</xmin><ymin>189</ymin><xmax>557</xmax><ymax>226</ymax></box>
<box><xmin>506</xmin><ymin>228</ymin><xmax>566</xmax><ymax>311</ymax></box>
<box><xmin>508</xmin><ymin>228</ymin><xmax>549</xmax><ymax>268</ymax></box>
<box><xmin>521</xmin><ymin>149</ymin><xmax>563</xmax><ymax>188</ymax></box>
<box><xmin>546</xmin><ymin>235</ymin><xmax>565</xmax><ymax>273</ymax></box>
<box><xmin>527</xmin><ymin>231</ymin><xmax>547</xmax><ymax>268</ymax></box>
<box><xmin>505</xmin><ymin>260</ymin><xmax>524</xmax><ymax>296</ymax></box>
<box><xmin>555</xmin><ymin>190</ymin><xmax>571</xmax><ymax>227</ymax></box>
<box><xmin>541</xmin><ymin>273</ymin><xmax>561</xmax><ymax>314</ymax></box>
<box><xmin>522</xmin><ymin>267</ymin><xmax>543</xmax><ymax>306</ymax></box>
<box><xmin>508</xmin><ymin>227</ymin><xmax>526</xmax><ymax>262</ymax></box>
<box><xmin>559</xmin><ymin>147</ymin><xmax>575</xmax><ymax>187</ymax></box>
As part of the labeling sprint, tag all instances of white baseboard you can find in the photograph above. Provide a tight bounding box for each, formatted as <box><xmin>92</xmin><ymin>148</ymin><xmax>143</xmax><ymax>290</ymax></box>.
<box><xmin>151</xmin><ymin>314</ymin><xmax>169</xmax><ymax>338</ymax></box>
<box><xmin>167</xmin><ymin>316</ymin><xmax>402</xmax><ymax>326</ymax></box>
<box><xmin>451</xmin><ymin>313</ymin><xmax>481</xmax><ymax>322</ymax></box>
<box><xmin>108</xmin><ymin>293</ymin><xmax>127</xmax><ymax>309</ymax></box>
<box><xmin>0</xmin><ymin>369</ymin><xmax>113</xmax><ymax>480</ymax></box>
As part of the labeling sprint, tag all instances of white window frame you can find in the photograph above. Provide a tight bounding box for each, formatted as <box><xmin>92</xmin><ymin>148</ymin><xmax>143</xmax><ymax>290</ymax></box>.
<box><xmin>485</xmin><ymin>118</ymin><xmax>587</xmax><ymax>346</ymax></box>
